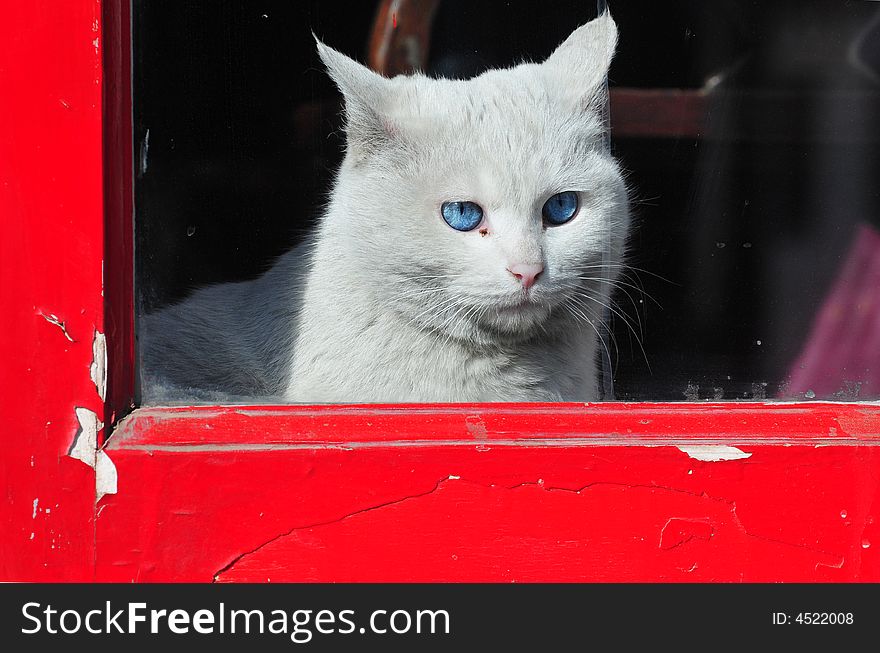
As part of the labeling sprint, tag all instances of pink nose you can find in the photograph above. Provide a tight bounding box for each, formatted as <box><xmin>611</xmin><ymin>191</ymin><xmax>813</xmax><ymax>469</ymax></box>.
<box><xmin>507</xmin><ymin>263</ymin><xmax>544</xmax><ymax>290</ymax></box>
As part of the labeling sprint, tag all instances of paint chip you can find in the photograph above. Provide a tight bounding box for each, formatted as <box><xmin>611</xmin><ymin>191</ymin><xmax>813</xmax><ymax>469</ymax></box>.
<box><xmin>90</xmin><ymin>331</ymin><xmax>107</xmax><ymax>401</ymax></box>
<box><xmin>465</xmin><ymin>415</ymin><xmax>488</xmax><ymax>439</ymax></box>
<box><xmin>659</xmin><ymin>518</ymin><xmax>713</xmax><ymax>550</ymax></box>
<box><xmin>69</xmin><ymin>407</ymin><xmax>117</xmax><ymax>501</ymax></box>
<box><xmin>676</xmin><ymin>445</ymin><xmax>752</xmax><ymax>462</ymax></box>
<box><xmin>39</xmin><ymin>312</ymin><xmax>74</xmax><ymax>342</ymax></box>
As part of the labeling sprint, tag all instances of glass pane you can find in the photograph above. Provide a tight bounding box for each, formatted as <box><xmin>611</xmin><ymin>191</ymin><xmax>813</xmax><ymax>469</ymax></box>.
<box><xmin>135</xmin><ymin>0</ymin><xmax>880</xmax><ymax>403</ymax></box>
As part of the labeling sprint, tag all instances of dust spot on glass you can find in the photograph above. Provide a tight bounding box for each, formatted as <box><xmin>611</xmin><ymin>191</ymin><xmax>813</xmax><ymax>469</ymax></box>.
<box><xmin>832</xmin><ymin>380</ymin><xmax>862</xmax><ymax>400</ymax></box>
<box><xmin>751</xmin><ymin>382</ymin><xmax>768</xmax><ymax>400</ymax></box>
<box><xmin>742</xmin><ymin>242</ymin><xmax>752</xmax><ymax>248</ymax></box>
<box><xmin>684</xmin><ymin>381</ymin><xmax>699</xmax><ymax>401</ymax></box>
<box><xmin>187</xmin><ymin>226</ymin><xmax>197</xmax><ymax>237</ymax></box>
<box><xmin>805</xmin><ymin>389</ymin><xmax>816</xmax><ymax>399</ymax></box>
<box><xmin>715</xmin><ymin>242</ymin><xmax>726</xmax><ymax>249</ymax></box>
<box><xmin>777</xmin><ymin>378</ymin><xmax>791</xmax><ymax>397</ymax></box>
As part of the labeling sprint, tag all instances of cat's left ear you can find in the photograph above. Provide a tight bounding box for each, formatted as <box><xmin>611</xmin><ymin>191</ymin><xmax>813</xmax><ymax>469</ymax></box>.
<box><xmin>541</xmin><ymin>11</ymin><xmax>618</xmax><ymax>112</ymax></box>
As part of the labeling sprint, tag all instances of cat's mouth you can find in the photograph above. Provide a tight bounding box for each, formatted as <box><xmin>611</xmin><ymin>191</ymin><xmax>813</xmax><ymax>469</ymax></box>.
<box><xmin>495</xmin><ymin>287</ymin><xmax>565</xmax><ymax>312</ymax></box>
<box><xmin>485</xmin><ymin>290</ymin><xmax>559</xmax><ymax>327</ymax></box>
<box><xmin>497</xmin><ymin>295</ymin><xmax>534</xmax><ymax>311</ymax></box>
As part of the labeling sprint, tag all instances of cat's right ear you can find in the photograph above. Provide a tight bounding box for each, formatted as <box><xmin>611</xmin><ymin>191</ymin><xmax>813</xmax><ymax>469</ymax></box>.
<box><xmin>541</xmin><ymin>11</ymin><xmax>618</xmax><ymax>114</ymax></box>
<box><xmin>315</xmin><ymin>37</ymin><xmax>396</xmax><ymax>156</ymax></box>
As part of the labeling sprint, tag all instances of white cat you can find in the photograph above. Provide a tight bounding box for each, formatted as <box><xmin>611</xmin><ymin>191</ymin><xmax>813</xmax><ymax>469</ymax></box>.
<box><xmin>142</xmin><ymin>12</ymin><xmax>630</xmax><ymax>403</ymax></box>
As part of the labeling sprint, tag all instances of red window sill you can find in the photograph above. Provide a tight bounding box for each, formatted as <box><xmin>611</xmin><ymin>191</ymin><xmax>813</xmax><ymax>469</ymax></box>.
<box><xmin>96</xmin><ymin>402</ymin><xmax>880</xmax><ymax>582</ymax></box>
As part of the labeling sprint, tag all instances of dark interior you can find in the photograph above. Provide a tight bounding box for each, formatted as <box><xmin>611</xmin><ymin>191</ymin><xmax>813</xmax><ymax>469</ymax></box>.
<box><xmin>134</xmin><ymin>0</ymin><xmax>880</xmax><ymax>401</ymax></box>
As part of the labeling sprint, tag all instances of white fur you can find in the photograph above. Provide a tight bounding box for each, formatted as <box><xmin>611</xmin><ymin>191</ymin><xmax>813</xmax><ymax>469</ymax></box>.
<box><xmin>142</xmin><ymin>12</ymin><xmax>629</xmax><ymax>403</ymax></box>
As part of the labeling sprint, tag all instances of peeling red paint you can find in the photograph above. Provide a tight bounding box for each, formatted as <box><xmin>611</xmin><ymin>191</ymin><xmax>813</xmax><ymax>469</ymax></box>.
<box><xmin>109</xmin><ymin>402</ymin><xmax>880</xmax><ymax>448</ymax></box>
<box><xmin>659</xmin><ymin>518</ymin><xmax>714</xmax><ymax>550</ymax></box>
<box><xmin>5</xmin><ymin>0</ymin><xmax>880</xmax><ymax>585</ymax></box>
<box><xmin>95</xmin><ymin>423</ymin><xmax>880</xmax><ymax>582</ymax></box>
<box><xmin>464</xmin><ymin>415</ymin><xmax>489</xmax><ymax>439</ymax></box>
<box><xmin>39</xmin><ymin>312</ymin><xmax>76</xmax><ymax>342</ymax></box>
<box><xmin>204</xmin><ymin>467</ymin><xmax>862</xmax><ymax>582</ymax></box>
<box><xmin>1</xmin><ymin>0</ymin><xmax>106</xmax><ymax>581</ymax></box>
<box><xmin>94</xmin><ymin>405</ymin><xmax>880</xmax><ymax>582</ymax></box>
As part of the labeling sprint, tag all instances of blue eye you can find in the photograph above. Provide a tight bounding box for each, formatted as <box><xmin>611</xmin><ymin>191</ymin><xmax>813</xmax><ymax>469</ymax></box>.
<box><xmin>441</xmin><ymin>201</ymin><xmax>483</xmax><ymax>231</ymax></box>
<box><xmin>542</xmin><ymin>191</ymin><xmax>579</xmax><ymax>225</ymax></box>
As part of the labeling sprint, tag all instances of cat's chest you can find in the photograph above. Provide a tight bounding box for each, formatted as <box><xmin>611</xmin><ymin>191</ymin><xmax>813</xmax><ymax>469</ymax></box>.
<box><xmin>287</xmin><ymin>307</ymin><xmax>594</xmax><ymax>401</ymax></box>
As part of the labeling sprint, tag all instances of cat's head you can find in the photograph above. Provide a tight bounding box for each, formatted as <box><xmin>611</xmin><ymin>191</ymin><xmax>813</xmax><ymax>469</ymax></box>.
<box><xmin>316</xmin><ymin>12</ymin><xmax>629</xmax><ymax>342</ymax></box>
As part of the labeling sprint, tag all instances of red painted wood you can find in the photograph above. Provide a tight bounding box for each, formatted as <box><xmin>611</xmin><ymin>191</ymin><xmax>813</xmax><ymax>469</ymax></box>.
<box><xmin>96</xmin><ymin>403</ymin><xmax>880</xmax><ymax>582</ymax></box>
<box><xmin>113</xmin><ymin>402</ymin><xmax>880</xmax><ymax>447</ymax></box>
<box><xmin>5</xmin><ymin>0</ymin><xmax>880</xmax><ymax>586</ymax></box>
<box><xmin>0</xmin><ymin>0</ymin><xmax>106</xmax><ymax>580</ymax></box>
<box><xmin>102</xmin><ymin>0</ymin><xmax>135</xmax><ymax>429</ymax></box>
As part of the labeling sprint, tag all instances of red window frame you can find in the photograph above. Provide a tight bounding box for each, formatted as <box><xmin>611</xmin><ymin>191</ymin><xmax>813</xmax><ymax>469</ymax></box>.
<box><xmin>3</xmin><ymin>0</ymin><xmax>879</xmax><ymax>582</ymax></box>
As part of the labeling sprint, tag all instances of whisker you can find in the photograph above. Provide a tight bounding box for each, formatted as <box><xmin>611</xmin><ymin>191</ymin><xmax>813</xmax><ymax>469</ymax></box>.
<box><xmin>570</xmin><ymin>275</ymin><xmax>662</xmax><ymax>310</ymax></box>
<box><xmin>573</xmin><ymin>290</ymin><xmax>652</xmax><ymax>373</ymax></box>
<box><xmin>575</xmin><ymin>301</ymin><xmax>620</xmax><ymax>374</ymax></box>
<box><xmin>561</xmin><ymin>299</ymin><xmax>615</xmax><ymax>377</ymax></box>
<box><xmin>581</xmin><ymin>283</ymin><xmax>645</xmax><ymax>343</ymax></box>
<box><xmin>577</xmin><ymin>263</ymin><xmax>679</xmax><ymax>287</ymax></box>
<box><xmin>401</xmin><ymin>293</ymin><xmax>465</xmax><ymax>331</ymax></box>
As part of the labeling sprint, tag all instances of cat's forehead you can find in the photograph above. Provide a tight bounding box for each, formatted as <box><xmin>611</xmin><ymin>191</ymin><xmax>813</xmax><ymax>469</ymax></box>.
<box><xmin>405</xmin><ymin>65</ymin><xmax>566</xmax><ymax>124</ymax></box>
<box><xmin>396</xmin><ymin>66</ymin><xmax>604</xmax><ymax>167</ymax></box>
<box><xmin>409</xmin><ymin>95</ymin><xmax>607</xmax><ymax>207</ymax></box>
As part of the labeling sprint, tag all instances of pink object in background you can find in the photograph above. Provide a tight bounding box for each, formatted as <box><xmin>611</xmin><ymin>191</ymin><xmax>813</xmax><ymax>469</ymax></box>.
<box><xmin>786</xmin><ymin>223</ymin><xmax>880</xmax><ymax>399</ymax></box>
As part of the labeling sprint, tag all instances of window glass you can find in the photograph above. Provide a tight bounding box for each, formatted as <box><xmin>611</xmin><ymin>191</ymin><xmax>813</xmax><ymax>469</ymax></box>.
<box><xmin>135</xmin><ymin>0</ymin><xmax>880</xmax><ymax>403</ymax></box>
